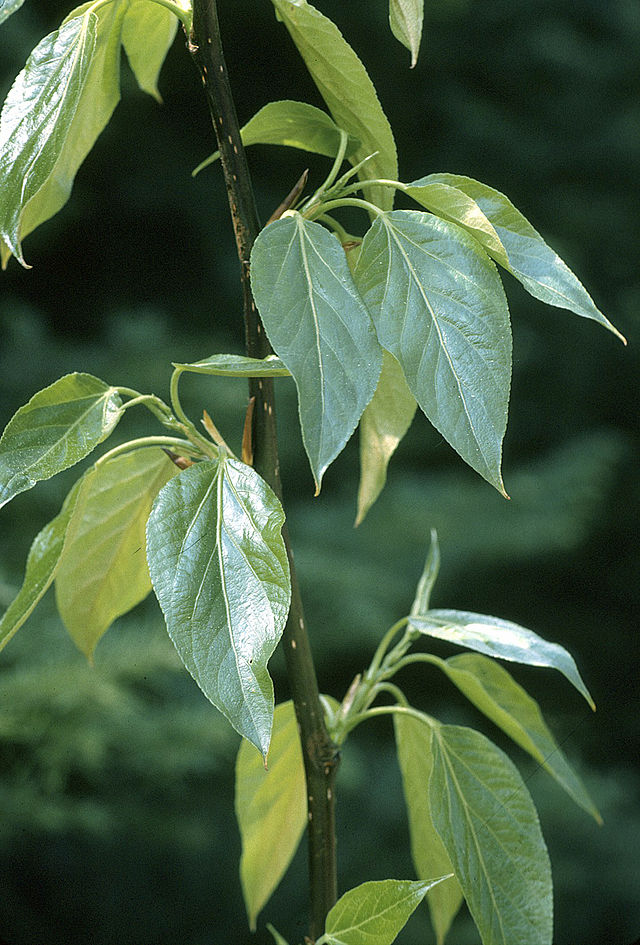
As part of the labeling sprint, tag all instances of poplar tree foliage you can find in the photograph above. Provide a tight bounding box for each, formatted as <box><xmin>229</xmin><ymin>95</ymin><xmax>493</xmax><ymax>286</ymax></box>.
<box><xmin>0</xmin><ymin>0</ymin><xmax>625</xmax><ymax>943</ymax></box>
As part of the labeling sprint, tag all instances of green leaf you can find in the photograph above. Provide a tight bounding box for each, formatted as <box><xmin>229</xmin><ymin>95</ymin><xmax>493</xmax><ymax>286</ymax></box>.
<box><xmin>0</xmin><ymin>373</ymin><xmax>123</xmax><ymax>509</ymax></box>
<box><xmin>193</xmin><ymin>100</ymin><xmax>359</xmax><ymax>176</ymax></box>
<box><xmin>430</xmin><ymin>720</ymin><xmax>553</xmax><ymax>945</ymax></box>
<box><xmin>437</xmin><ymin>653</ymin><xmax>601</xmax><ymax>822</ymax></box>
<box><xmin>356</xmin><ymin>351</ymin><xmax>417</xmax><ymax>525</ymax></box>
<box><xmin>146</xmin><ymin>456</ymin><xmax>291</xmax><ymax>756</ymax></box>
<box><xmin>389</xmin><ymin>0</ymin><xmax>423</xmax><ymax>68</ymax></box>
<box><xmin>251</xmin><ymin>213</ymin><xmax>382</xmax><ymax>492</ymax></box>
<box><xmin>355</xmin><ymin>210</ymin><xmax>512</xmax><ymax>495</ymax></box>
<box><xmin>323</xmin><ymin>877</ymin><xmax>452</xmax><ymax>945</ymax></box>
<box><xmin>271</xmin><ymin>0</ymin><xmax>397</xmax><ymax>211</ymax></box>
<box><xmin>410</xmin><ymin>608</ymin><xmax>595</xmax><ymax>708</ymax></box>
<box><xmin>122</xmin><ymin>0</ymin><xmax>178</xmax><ymax>102</ymax></box>
<box><xmin>55</xmin><ymin>448</ymin><xmax>177</xmax><ymax>660</ymax></box>
<box><xmin>0</xmin><ymin>478</ymin><xmax>82</xmax><ymax>652</ymax></box>
<box><xmin>266</xmin><ymin>925</ymin><xmax>291</xmax><ymax>945</ymax></box>
<box><xmin>409</xmin><ymin>174</ymin><xmax>626</xmax><ymax>343</ymax></box>
<box><xmin>394</xmin><ymin>715</ymin><xmax>463</xmax><ymax>945</ymax></box>
<box><xmin>173</xmin><ymin>353</ymin><xmax>291</xmax><ymax>377</ymax></box>
<box><xmin>0</xmin><ymin>0</ymin><xmax>27</xmax><ymax>26</ymax></box>
<box><xmin>236</xmin><ymin>700</ymin><xmax>307</xmax><ymax>930</ymax></box>
<box><xmin>410</xmin><ymin>529</ymin><xmax>440</xmax><ymax>617</ymax></box>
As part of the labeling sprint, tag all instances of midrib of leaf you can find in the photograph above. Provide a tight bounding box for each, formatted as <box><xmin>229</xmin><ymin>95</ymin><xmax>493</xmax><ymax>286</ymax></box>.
<box><xmin>298</xmin><ymin>220</ymin><xmax>326</xmax><ymax>422</ymax></box>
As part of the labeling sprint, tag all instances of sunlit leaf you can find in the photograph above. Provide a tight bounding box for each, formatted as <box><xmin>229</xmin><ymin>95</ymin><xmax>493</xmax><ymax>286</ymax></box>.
<box><xmin>122</xmin><ymin>0</ymin><xmax>178</xmax><ymax>102</ymax></box>
<box><xmin>389</xmin><ymin>0</ymin><xmax>423</xmax><ymax>67</ymax></box>
<box><xmin>173</xmin><ymin>353</ymin><xmax>291</xmax><ymax>377</ymax></box>
<box><xmin>409</xmin><ymin>529</ymin><xmax>440</xmax><ymax>617</ymax></box>
<box><xmin>0</xmin><ymin>0</ymin><xmax>27</xmax><ymax>26</ymax></box>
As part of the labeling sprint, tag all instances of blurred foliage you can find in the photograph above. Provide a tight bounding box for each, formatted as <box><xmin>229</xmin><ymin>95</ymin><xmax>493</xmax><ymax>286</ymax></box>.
<box><xmin>0</xmin><ymin>0</ymin><xmax>638</xmax><ymax>943</ymax></box>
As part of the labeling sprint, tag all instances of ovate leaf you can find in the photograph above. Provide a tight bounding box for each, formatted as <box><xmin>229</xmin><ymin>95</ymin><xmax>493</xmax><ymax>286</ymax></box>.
<box><xmin>251</xmin><ymin>213</ymin><xmax>382</xmax><ymax>492</ymax></box>
<box><xmin>0</xmin><ymin>478</ymin><xmax>82</xmax><ymax>651</ymax></box>
<box><xmin>389</xmin><ymin>0</ymin><xmax>423</xmax><ymax>68</ymax></box>
<box><xmin>324</xmin><ymin>877</ymin><xmax>452</xmax><ymax>945</ymax></box>
<box><xmin>146</xmin><ymin>456</ymin><xmax>291</xmax><ymax>756</ymax></box>
<box><xmin>0</xmin><ymin>0</ymin><xmax>27</xmax><ymax>26</ymax></box>
<box><xmin>0</xmin><ymin>373</ymin><xmax>123</xmax><ymax>509</ymax></box>
<box><xmin>356</xmin><ymin>351</ymin><xmax>417</xmax><ymax>525</ymax></box>
<box><xmin>394</xmin><ymin>715</ymin><xmax>463</xmax><ymax>945</ymax></box>
<box><xmin>271</xmin><ymin>0</ymin><xmax>397</xmax><ymax>210</ymax></box>
<box><xmin>55</xmin><ymin>448</ymin><xmax>177</xmax><ymax>659</ymax></box>
<box><xmin>355</xmin><ymin>210</ymin><xmax>512</xmax><ymax>495</ymax></box>
<box><xmin>410</xmin><ymin>174</ymin><xmax>625</xmax><ymax>343</ymax></box>
<box><xmin>122</xmin><ymin>0</ymin><xmax>178</xmax><ymax>102</ymax></box>
<box><xmin>409</xmin><ymin>608</ymin><xmax>595</xmax><ymax>708</ymax></box>
<box><xmin>438</xmin><ymin>653</ymin><xmax>601</xmax><ymax>821</ymax></box>
<box><xmin>173</xmin><ymin>353</ymin><xmax>291</xmax><ymax>377</ymax></box>
<box><xmin>236</xmin><ymin>700</ymin><xmax>307</xmax><ymax>930</ymax></box>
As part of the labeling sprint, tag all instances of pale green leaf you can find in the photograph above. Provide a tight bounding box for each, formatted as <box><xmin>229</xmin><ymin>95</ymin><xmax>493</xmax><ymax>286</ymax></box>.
<box><xmin>236</xmin><ymin>700</ymin><xmax>307</xmax><ymax>930</ymax></box>
<box><xmin>411</xmin><ymin>173</ymin><xmax>625</xmax><ymax>343</ymax></box>
<box><xmin>0</xmin><ymin>373</ymin><xmax>123</xmax><ymax>509</ymax></box>
<box><xmin>146</xmin><ymin>456</ymin><xmax>291</xmax><ymax>756</ymax></box>
<box><xmin>439</xmin><ymin>652</ymin><xmax>601</xmax><ymax>822</ymax></box>
<box><xmin>410</xmin><ymin>608</ymin><xmax>595</xmax><ymax>708</ymax></box>
<box><xmin>55</xmin><ymin>448</ymin><xmax>177</xmax><ymax>659</ymax></box>
<box><xmin>356</xmin><ymin>350</ymin><xmax>417</xmax><ymax>525</ymax></box>
<box><xmin>323</xmin><ymin>877</ymin><xmax>452</xmax><ymax>945</ymax></box>
<box><xmin>173</xmin><ymin>353</ymin><xmax>291</xmax><ymax>377</ymax></box>
<box><xmin>355</xmin><ymin>210</ymin><xmax>512</xmax><ymax>495</ymax></box>
<box><xmin>0</xmin><ymin>478</ymin><xmax>82</xmax><ymax>651</ymax></box>
<box><xmin>251</xmin><ymin>213</ymin><xmax>382</xmax><ymax>492</ymax></box>
<box><xmin>266</xmin><ymin>925</ymin><xmax>291</xmax><ymax>945</ymax></box>
<box><xmin>0</xmin><ymin>0</ymin><xmax>27</xmax><ymax>26</ymax></box>
<box><xmin>122</xmin><ymin>0</ymin><xmax>178</xmax><ymax>102</ymax></box>
<box><xmin>271</xmin><ymin>0</ymin><xmax>397</xmax><ymax>211</ymax></box>
<box><xmin>394</xmin><ymin>715</ymin><xmax>463</xmax><ymax>945</ymax></box>
<box><xmin>430</xmin><ymin>721</ymin><xmax>553</xmax><ymax>945</ymax></box>
<box><xmin>410</xmin><ymin>529</ymin><xmax>440</xmax><ymax>617</ymax></box>
<box><xmin>389</xmin><ymin>0</ymin><xmax>423</xmax><ymax>68</ymax></box>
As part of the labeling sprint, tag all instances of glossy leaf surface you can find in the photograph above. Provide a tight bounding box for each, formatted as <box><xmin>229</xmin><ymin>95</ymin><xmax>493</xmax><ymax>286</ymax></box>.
<box><xmin>0</xmin><ymin>373</ymin><xmax>123</xmax><ymax>509</ymax></box>
<box><xmin>355</xmin><ymin>210</ymin><xmax>511</xmax><ymax>494</ymax></box>
<box><xmin>410</xmin><ymin>608</ymin><xmax>594</xmax><ymax>707</ymax></box>
<box><xmin>146</xmin><ymin>457</ymin><xmax>290</xmax><ymax>756</ymax></box>
<box><xmin>0</xmin><ymin>0</ymin><xmax>27</xmax><ymax>25</ymax></box>
<box><xmin>271</xmin><ymin>0</ymin><xmax>397</xmax><ymax>210</ymax></box>
<box><xmin>55</xmin><ymin>449</ymin><xmax>176</xmax><ymax>659</ymax></box>
<box><xmin>121</xmin><ymin>0</ymin><xmax>178</xmax><ymax>101</ymax></box>
<box><xmin>173</xmin><ymin>354</ymin><xmax>291</xmax><ymax>377</ymax></box>
<box><xmin>389</xmin><ymin>0</ymin><xmax>423</xmax><ymax>67</ymax></box>
<box><xmin>236</xmin><ymin>700</ymin><xmax>307</xmax><ymax>930</ymax></box>
<box><xmin>251</xmin><ymin>214</ymin><xmax>382</xmax><ymax>491</ymax></box>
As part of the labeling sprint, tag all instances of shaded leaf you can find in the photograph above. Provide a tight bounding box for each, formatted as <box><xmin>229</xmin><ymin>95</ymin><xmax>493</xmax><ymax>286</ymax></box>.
<box><xmin>55</xmin><ymin>448</ymin><xmax>177</xmax><ymax>659</ymax></box>
<box><xmin>410</xmin><ymin>529</ymin><xmax>440</xmax><ymax>617</ymax></box>
<box><xmin>0</xmin><ymin>0</ymin><xmax>27</xmax><ymax>26</ymax></box>
<box><xmin>146</xmin><ymin>457</ymin><xmax>290</xmax><ymax>756</ymax></box>
<box><xmin>355</xmin><ymin>210</ymin><xmax>512</xmax><ymax>495</ymax></box>
<box><xmin>122</xmin><ymin>0</ymin><xmax>178</xmax><ymax>102</ymax></box>
<box><xmin>389</xmin><ymin>0</ymin><xmax>423</xmax><ymax>67</ymax></box>
<box><xmin>173</xmin><ymin>353</ymin><xmax>291</xmax><ymax>377</ymax></box>
<box><xmin>410</xmin><ymin>608</ymin><xmax>595</xmax><ymax>708</ymax></box>
<box><xmin>0</xmin><ymin>373</ymin><xmax>123</xmax><ymax>509</ymax></box>
<box><xmin>266</xmin><ymin>926</ymin><xmax>291</xmax><ymax>945</ymax></box>
<box><xmin>251</xmin><ymin>213</ymin><xmax>382</xmax><ymax>491</ymax></box>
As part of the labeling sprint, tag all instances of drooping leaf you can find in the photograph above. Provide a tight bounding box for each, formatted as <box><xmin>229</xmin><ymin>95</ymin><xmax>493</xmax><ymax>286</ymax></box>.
<box><xmin>356</xmin><ymin>351</ymin><xmax>417</xmax><ymax>525</ymax></box>
<box><xmin>251</xmin><ymin>213</ymin><xmax>382</xmax><ymax>492</ymax></box>
<box><xmin>146</xmin><ymin>456</ymin><xmax>290</xmax><ymax>756</ymax></box>
<box><xmin>271</xmin><ymin>0</ymin><xmax>397</xmax><ymax>211</ymax></box>
<box><xmin>236</xmin><ymin>700</ymin><xmax>307</xmax><ymax>930</ymax></box>
<box><xmin>394</xmin><ymin>715</ymin><xmax>463</xmax><ymax>945</ymax></box>
<box><xmin>355</xmin><ymin>210</ymin><xmax>512</xmax><ymax>495</ymax></box>
<box><xmin>55</xmin><ymin>448</ymin><xmax>177</xmax><ymax>659</ymax></box>
<box><xmin>0</xmin><ymin>478</ymin><xmax>83</xmax><ymax>651</ymax></box>
<box><xmin>410</xmin><ymin>529</ymin><xmax>440</xmax><ymax>617</ymax></box>
<box><xmin>122</xmin><ymin>0</ymin><xmax>178</xmax><ymax>102</ymax></box>
<box><xmin>437</xmin><ymin>653</ymin><xmax>601</xmax><ymax>822</ymax></box>
<box><xmin>409</xmin><ymin>608</ymin><xmax>595</xmax><ymax>708</ymax></box>
<box><xmin>173</xmin><ymin>353</ymin><xmax>291</xmax><ymax>377</ymax></box>
<box><xmin>323</xmin><ymin>877</ymin><xmax>452</xmax><ymax>945</ymax></box>
<box><xmin>429</xmin><ymin>720</ymin><xmax>553</xmax><ymax>945</ymax></box>
<box><xmin>0</xmin><ymin>373</ymin><xmax>123</xmax><ymax>509</ymax></box>
<box><xmin>408</xmin><ymin>174</ymin><xmax>625</xmax><ymax>343</ymax></box>
<box><xmin>0</xmin><ymin>0</ymin><xmax>27</xmax><ymax>26</ymax></box>
<box><xmin>389</xmin><ymin>0</ymin><xmax>423</xmax><ymax>68</ymax></box>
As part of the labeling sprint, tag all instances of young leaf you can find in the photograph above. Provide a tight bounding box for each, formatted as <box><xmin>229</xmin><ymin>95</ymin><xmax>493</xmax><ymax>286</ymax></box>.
<box><xmin>394</xmin><ymin>715</ymin><xmax>463</xmax><ymax>945</ymax></box>
<box><xmin>430</xmin><ymin>721</ymin><xmax>553</xmax><ymax>945</ymax></box>
<box><xmin>410</xmin><ymin>529</ymin><xmax>440</xmax><ymax>617</ymax></box>
<box><xmin>172</xmin><ymin>354</ymin><xmax>291</xmax><ymax>377</ymax></box>
<box><xmin>0</xmin><ymin>373</ymin><xmax>123</xmax><ymax>509</ymax></box>
<box><xmin>121</xmin><ymin>0</ymin><xmax>178</xmax><ymax>102</ymax></box>
<box><xmin>0</xmin><ymin>0</ymin><xmax>27</xmax><ymax>26</ymax></box>
<box><xmin>271</xmin><ymin>0</ymin><xmax>397</xmax><ymax>210</ymax></box>
<box><xmin>409</xmin><ymin>608</ymin><xmax>595</xmax><ymax>708</ymax></box>
<box><xmin>266</xmin><ymin>925</ymin><xmax>291</xmax><ymax>945</ymax></box>
<box><xmin>356</xmin><ymin>351</ymin><xmax>417</xmax><ymax>526</ymax></box>
<box><xmin>323</xmin><ymin>877</ymin><xmax>452</xmax><ymax>945</ymax></box>
<box><xmin>146</xmin><ymin>456</ymin><xmax>291</xmax><ymax>757</ymax></box>
<box><xmin>236</xmin><ymin>700</ymin><xmax>307</xmax><ymax>930</ymax></box>
<box><xmin>55</xmin><ymin>448</ymin><xmax>177</xmax><ymax>660</ymax></box>
<box><xmin>389</xmin><ymin>0</ymin><xmax>423</xmax><ymax>68</ymax></box>
<box><xmin>408</xmin><ymin>174</ymin><xmax>625</xmax><ymax>343</ymax></box>
<box><xmin>355</xmin><ymin>210</ymin><xmax>512</xmax><ymax>496</ymax></box>
<box><xmin>437</xmin><ymin>653</ymin><xmax>601</xmax><ymax>822</ymax></box>
<box><xmin>0</xmin><ymin>478</ymin><xmax>83</xmax><ymax>652</ymax></box>
<box><xmin>250</xmin><ymin>214</ymin><xmax>382</xmax><ymax>492</ymax></box>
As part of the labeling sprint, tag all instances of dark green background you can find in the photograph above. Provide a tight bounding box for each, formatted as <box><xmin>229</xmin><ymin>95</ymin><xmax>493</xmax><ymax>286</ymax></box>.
<box><xmin>0</xmin><ymin>1</ymin><xmax>638</xmax><ymax>943</ymax></box>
